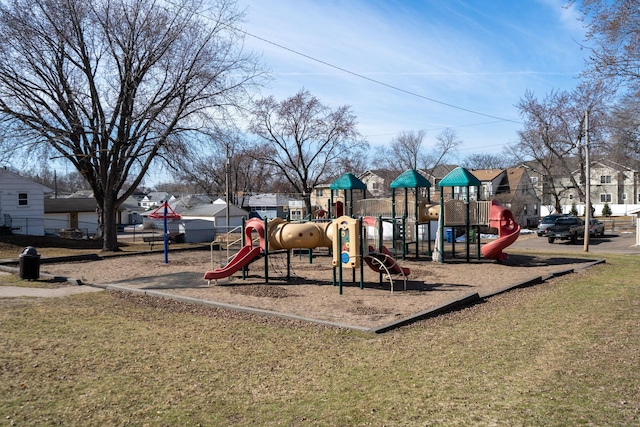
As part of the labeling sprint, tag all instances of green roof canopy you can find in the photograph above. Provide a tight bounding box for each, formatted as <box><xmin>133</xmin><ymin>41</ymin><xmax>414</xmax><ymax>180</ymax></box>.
<box><xmin>390</xmin><ymin>169</ymin><xmax>432</xmax><ymax>189</ymax></box>
<box><xmin>329</xmin><ymin>173</ymin><xmax>367</xmax><ymax>190</ymax></box>
<box><xmin>438</xmin><ymin>166</ymin><xmax>481</xmax><ymax>187</ymax></box>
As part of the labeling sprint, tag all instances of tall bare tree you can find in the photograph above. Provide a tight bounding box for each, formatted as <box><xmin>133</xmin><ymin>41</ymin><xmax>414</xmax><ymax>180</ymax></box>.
<box><xmin>461</xmin><ymin>153</ymin><xmax>509</xmax><ymax>170</ymax></box>
<box><xmin>377</xmin><ymin>130</ymin><xmax>426</xmax><ymax>173</ymax></box>
<box><xmin>575</xmin><ymin>0</ymin><xmax>640</xmax><ymax>92</ymax></box>
<box><xmin>249</xmin><ymin>89</ymin><xmax>367</xmax><ymax>215</ymax></box>
<box><xmin>514</xmin><ymin>83</ymin><xmax>610</xmax><ymax>213</ymax></box>
<box><xmin>172</xmin><ymin>130</ymin><xmax>277</xmax><ymax>200</ymax></box>
<box><xmin>0</xmin><ymin>0</ymin><xmax>261</xmax><ymax>251</ymax></box>
<box><xmin>372</xmin><ymin>128</ymin><xmax>460</xmax><ymax>178</ymax></box>
<box><xmin>423</xmin><ymin>128</ymin><xmax>462</xmax><ymax>173</ymax></box>
<box><xmin>608</xmin><ymin>94</ymin><xmax>640</xmax><ymax>168</ymax></box>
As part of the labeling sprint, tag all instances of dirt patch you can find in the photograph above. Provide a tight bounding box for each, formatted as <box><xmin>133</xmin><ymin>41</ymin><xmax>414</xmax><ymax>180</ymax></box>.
<box><xmin>37</xmin><ymin>249</ymin><xmax>599</xmax><ymax>329</ymax></box>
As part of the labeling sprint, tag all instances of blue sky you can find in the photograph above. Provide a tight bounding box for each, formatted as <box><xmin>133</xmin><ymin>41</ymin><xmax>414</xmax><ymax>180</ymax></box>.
<box><xmin>237</xmin><ymin>0</ymin><xmax>588</xmax><ymax>161</ymax></box>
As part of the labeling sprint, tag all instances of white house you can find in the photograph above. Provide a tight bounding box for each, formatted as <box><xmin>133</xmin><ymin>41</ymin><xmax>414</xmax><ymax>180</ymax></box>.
<box><xmin>44</xmin><ymin>198</ymin><xmax>100</xmax><ymax>236</ymax></box>
<box><xmin>140</xmin><ymin>191</ymin><xmax>171</xmax><ymax>210</ymax></box>
<box><xmin>0</xmin><ymin>169</ymin><xmax>52</xmax><ymax>236</ymax></box>
<box><xmin>144</xmin><ymin>197</ymin><xmax>249</xmax><ymax>243</ymax></box>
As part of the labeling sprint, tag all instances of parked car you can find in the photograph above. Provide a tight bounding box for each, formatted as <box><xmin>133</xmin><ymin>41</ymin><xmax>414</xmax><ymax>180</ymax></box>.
<box><xmin>589</xmin><ymin>218</ymin><xmax>605</xmax><ymax>237</ymax></box>
<box><xmin>537</xmin><ymin>213</ymin><xmax>569</xmax><ymax>236</ymax></box>
<box><xmin>547</xmin><ymin>216</ymin><xmax>585</xmax><ymax>244</ymax></box>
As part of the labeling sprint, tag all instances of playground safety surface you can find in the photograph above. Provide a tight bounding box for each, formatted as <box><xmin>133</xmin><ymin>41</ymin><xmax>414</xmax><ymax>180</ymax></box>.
<box><xmin>24</xmin><ymin>246</ymin><xmax>605</xmax><ymax>333</ymax></box>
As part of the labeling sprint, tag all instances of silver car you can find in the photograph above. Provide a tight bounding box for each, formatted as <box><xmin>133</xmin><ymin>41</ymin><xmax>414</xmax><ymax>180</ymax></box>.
<box><xmin>589</xmin><ymin>218</ymin><xmax>605</xmax><ymax>237</ymax></box>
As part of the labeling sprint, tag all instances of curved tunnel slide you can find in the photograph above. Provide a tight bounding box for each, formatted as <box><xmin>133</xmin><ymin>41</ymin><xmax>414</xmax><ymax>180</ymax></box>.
<box><xmin>480</xmin><ymin>200</ymin><xmax>520</xmax><ymax>261</ymax></box>
<box><xmin>203</xmin><ymin>218</ymin><xmax>332</xmax><ymax>281</ymax></box>
<box><xmin>204</xmin><ymin>216</ymin><xmax>412</xmax><ymax>281</ymax></box>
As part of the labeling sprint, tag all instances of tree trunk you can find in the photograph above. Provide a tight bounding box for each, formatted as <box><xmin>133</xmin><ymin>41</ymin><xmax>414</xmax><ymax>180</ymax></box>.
<box><xmin>101</xmin><ymin>198</ymin><xmax>120</xmax><ymax>252</ymax></box>
<box><xmin>303</xmin><ymin>194</ymin><xmax>313</xmax><ymax>220</ymax></box>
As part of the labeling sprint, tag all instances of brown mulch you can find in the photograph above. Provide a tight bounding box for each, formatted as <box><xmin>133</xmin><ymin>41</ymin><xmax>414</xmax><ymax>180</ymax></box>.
<box><xmin>36</xmin><ymin>248</ymin><xmax>599</xmax><ymax>329</ymax></box>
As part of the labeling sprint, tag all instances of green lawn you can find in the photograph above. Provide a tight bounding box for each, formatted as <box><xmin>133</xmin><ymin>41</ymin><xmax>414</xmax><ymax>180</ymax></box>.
<box><xmin>1</xmin><ymin>253</ymin><xmax>639</xmax><ymax>426</ymax></box>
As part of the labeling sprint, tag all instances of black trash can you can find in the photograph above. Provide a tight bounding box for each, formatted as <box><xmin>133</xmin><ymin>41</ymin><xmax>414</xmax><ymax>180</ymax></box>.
<box><xmin>19</xmin><ymin>246</ymin><xmax>40</xmax><ymax>280</ymax></box>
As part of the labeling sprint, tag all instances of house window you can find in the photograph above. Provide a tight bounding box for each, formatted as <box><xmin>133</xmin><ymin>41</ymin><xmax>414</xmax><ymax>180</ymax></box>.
<box><xmin>569</xmin><ymin>194</ymin><xmax>574</xmax><ymax>200</ymax></box>
<box><xmin>530</xmin><ymin>176</ymin><xmax>538</xmax><ymax>184</ymax></box>
<box><xmin>315</xmin><ymin>188</ymin><xmax>323</xmax><ymax>197</ymax></box>
<box><xmin>18</xmin><ymin>193</ymin><xmax>28</xmax><ymax>206</ymax></box>
<box><xmin>600</xmin><ymin>175</ymin><xmax>612</xmax><ymax>184</ymax></box>
<box><xmin>622</xmin><ymin>193</ymin><xmax>627</xmax><ymax>201</ymax></box>
<box><xmin>600</xmin><ymin>194</ymin><xmax>612</xmax><ymax>203</ymax></box>
<box><xmin>372</xmin><ymin>182</ymin><xmax>379</xmax><ymax>190</ymax></box>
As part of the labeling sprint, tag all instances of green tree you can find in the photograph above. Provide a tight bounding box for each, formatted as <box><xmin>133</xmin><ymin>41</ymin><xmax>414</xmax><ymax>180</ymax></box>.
<box><xmin>570</xmin><ymin>202</ymin><xmax>578</xmax><ymax>217</ymax></box>
<box><xmin>602</xmin><ymin>202</ymin><xmax>612</xmax><ymax>217</ymax></box>
<box><xmin>0</xmin><ymin>0</ymin><xmax>261</xmax><ymax>251</ymax></box>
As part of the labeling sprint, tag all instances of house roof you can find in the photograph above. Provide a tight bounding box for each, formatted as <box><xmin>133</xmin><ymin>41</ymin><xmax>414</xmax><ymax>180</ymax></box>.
<box><xmin>438</xmin><ymin>167</ymin><xmax>481</xmax><ymax>187</ymax></box>
<box><xmin>0</xmin><ymin>168</ymin><xmax>53</xmax><ymax>193</ymax></box>
<box><xmin>142</xmin><ymin>191</ymin><xmax>170</xmax><ymax>201</ymax></box>
<box><xmin>470</xmin><ymin>169</ymin><xmax>506</xmax><ymax>182</ymax></box>
<box><xmin>330</xmin><ymin>173</ymin><xmax>367</xmax><ymax>190</ymax></box>
<box><xmin>390</xmin><ymin>169</ymin><xmax>432</xmax><ymax>189</ymax></box>
<box><xmin>45</xmin><ymin>198</ymin><xmax>99</xmax><ymax>213</ymax></box>
<box><xmin>248</xmin><ymin>193</ymin><xmax>302</xmax><ymax>207</ymax></box>
<box><xmin>168</xmin><ymin>194</ymin><xmax>211</xmax><ymax>213</ymax></box>
<box><xmin>181</xmin><ymin>203</ymin><xmax>249</xmax><ymax>218</ymax></box>
<box><xmin>423</xmin><ymin>164</ymin><xmax>458</xmax><ymax>179</ymax></box>
<box><xmin>506</xmin><ymin>167</ymin><xmax>526</xmax><ymax>196</ymax></box>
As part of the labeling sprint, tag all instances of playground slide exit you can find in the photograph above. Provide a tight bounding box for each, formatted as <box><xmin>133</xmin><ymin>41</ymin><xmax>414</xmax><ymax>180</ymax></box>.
<box><xmin>480</xmin><ymin>200</ymin><xmax>520</xmax><ymax>261</ymax></box>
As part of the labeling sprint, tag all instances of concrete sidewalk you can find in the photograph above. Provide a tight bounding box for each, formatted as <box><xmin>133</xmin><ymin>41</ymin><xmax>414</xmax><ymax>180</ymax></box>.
<box><xmin>0</xmin><ymin>270</ymin><xmax>103</xmax><ymax>298</ymax></box>
<box><xmin>0</xmin><ymin>284</ymin><xmax>103</xmax><ymax>298</ymax></box>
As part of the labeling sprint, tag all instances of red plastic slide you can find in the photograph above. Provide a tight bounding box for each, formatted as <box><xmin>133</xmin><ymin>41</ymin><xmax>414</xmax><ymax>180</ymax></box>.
<box><xmin>203</xmin><ymin>245</ymin><xmax>263</xmax><ymax>281</ymax></box>
<box><xmin>481</xmin><ymin>200</ymin><xmax>520</xmax><ymax>261</ymax></box>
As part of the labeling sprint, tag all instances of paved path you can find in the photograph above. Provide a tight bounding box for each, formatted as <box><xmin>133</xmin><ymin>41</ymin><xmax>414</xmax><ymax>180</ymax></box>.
<box><xmin>0</xmin><ymin>271</ymin><xmax>103</xmax><ymax>298</ymax></box>
<box><xmin>0</xmin><ymin>284</ymin><xmax>103</xmax><ymax>298</ymax></box>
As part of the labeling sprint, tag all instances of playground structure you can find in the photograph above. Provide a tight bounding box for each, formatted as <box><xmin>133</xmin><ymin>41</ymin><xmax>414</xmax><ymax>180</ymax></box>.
<box><xmin>203</xmin><ymin>215</ymin><xmax>412</xmax><ymax>293</ymax></box>
<box><xmin>203</xmin><ymin>167</ymin><xmax>521</xmax><ymax>293</ymax></box>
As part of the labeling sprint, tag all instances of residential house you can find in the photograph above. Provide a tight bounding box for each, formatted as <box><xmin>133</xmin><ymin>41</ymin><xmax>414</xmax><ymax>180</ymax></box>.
<box><xmin>246</xmin><ymin>193</ymin><xmax>305</xmax><ymax>220</ymax></box>
<box><xmin>44</xmin><ymin>198</ymin><xmax>100</xmax><ymax>236</ymax></box>
<box><xmin>310</xmin><ymin>183</ymin><xmax>332</xmax><ymax>215</ymax></box>
<box><xmin>0</xmin><ymin>168</ymin><xmax>52</xmax><ymax>236</ymax></box>
<box><xmin>140</xmin><ymin>191</ymin><xmax>171</xmax><ymax>210</ymax></box>
<box><xmin>469</xmin><ymin>169</ymin><xmax>509</xmax><ymax>200</ymax></box>
<box><xmin>562</xmin><ymin>159</ymin><xmax>640</xmax><ymax>216</ymax></box>
<box><xmin>44</xmin><ymin>197</ymin><xmax>138</xmax><ymax>237</ymax></box>
<box><xmin>495</xmin><ymin>167</ymin><xmax>541</xmax><ymax>227</ymax></box>
<box><xmin>358</xmin><ymin>169</ymin><xmax>396</xmax><ymax>198</ymax></box>
<box><xmin>421</xmin><ymin>164</ymin><xmax>458</xmax><ymax>200</ymax></box>
<box><xmin>144</xmin><ymin>198</ymin><xmax>248</xmax><ymax>243</ymax></box>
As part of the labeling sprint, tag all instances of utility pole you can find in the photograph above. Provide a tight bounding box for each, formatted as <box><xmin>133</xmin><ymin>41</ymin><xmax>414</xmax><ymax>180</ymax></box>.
<box><xmin>225</xmin><ymin>145</ymin><xmax>230</xmax><ymax>234</ymax></box>
<box><xmin>583</xmin><ymin>110</ymin><xmax>591</xmax><ymax>252</ymax></box>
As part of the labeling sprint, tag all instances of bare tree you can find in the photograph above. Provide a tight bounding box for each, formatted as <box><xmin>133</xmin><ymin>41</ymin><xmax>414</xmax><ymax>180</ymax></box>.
<box><xmin>575</xmin><ymin>0</ymin><xmax>640</xmax><ymax>92</ymax></box>
<box><xmin>0</xmin><ymin>0</ymin><xmax>261</xmax><ymax>251</ymax></box>
<box><xmin>372</xmin><ymin>128</ymin><xmax>460</xmax><ymax>178</ymax></box>
<box><xmin>249</xmin><ymin>89</ymin><xmax>367</xmax><ymax>214</ymax></box>
<box><xmin>373</xmin><ymin>130</ymin><xmax>426</xmax><ymax>174</ymax></box>
<box><xmin>422</xmin><ymin>128</ymin><xmax>462</xmax><ymax>175</ymax></box>
<box><xmin>461</xmin><ymin>153</ymin><xmax>509</xmax><ymax>170</ymax></box>
<box><xmin>173</xmin><ymin>131</ymin><xmax>278</xmax><ymax>201</ymax></box>
<box><xmin>514</xmin><ymin>84</ymin><xmax>610</xmax><ymax>213</ymax></box>
<box><xmin>607</xmin><ymin>94</ymin><xmax>640</xmax><ymax>169</ymax></box>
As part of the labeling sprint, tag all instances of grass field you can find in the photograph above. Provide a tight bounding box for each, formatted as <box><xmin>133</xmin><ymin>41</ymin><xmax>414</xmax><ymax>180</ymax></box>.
<box><xmin>1</xmin><ymin>248</ymin><xmax>639</xmax><ymax>425</ymax></box>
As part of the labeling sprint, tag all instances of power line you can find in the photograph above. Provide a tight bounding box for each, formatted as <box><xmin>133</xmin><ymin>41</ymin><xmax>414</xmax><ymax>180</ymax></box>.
<box><xmin>240</xmin><ymin>30</ymin><xmax>523</xmax><ymax>125</ymax></box>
